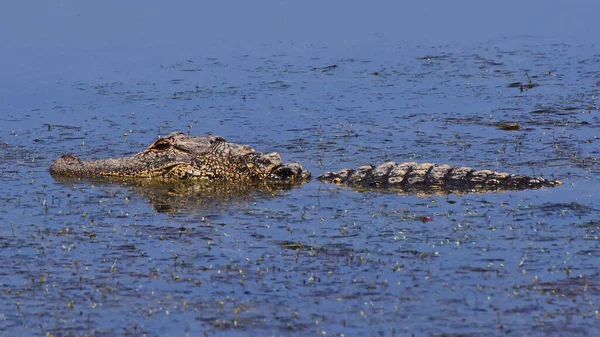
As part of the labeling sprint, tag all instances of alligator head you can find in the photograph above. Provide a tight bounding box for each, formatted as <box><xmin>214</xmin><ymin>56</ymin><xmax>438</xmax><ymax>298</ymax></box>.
<box><xmin>50</xmin><ymin>131</ymin><xmax>310</xmax><ymax>184</ymax></box>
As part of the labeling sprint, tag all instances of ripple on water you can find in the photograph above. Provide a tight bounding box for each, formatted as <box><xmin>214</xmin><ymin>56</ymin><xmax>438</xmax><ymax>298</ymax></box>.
<box><xmin>2</xmin><ymin>36</ymin><xmax>600</xmax><ymax>336</ymax></box>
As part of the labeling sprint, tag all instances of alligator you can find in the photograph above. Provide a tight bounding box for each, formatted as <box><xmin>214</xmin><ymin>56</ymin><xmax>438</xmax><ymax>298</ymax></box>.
<box><xmin>50</xmin><ymin>131</ymin><xmax>562</xmax><ymax>194</ymax></box>
<box><xmin>50</xmin><ymin>131</ymin><xmax>310</xmax><ymax>184</ymax></box>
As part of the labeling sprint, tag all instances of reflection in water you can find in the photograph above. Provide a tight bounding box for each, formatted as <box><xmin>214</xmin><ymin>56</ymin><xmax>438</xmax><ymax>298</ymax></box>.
<box><xmin>51</xmin><ymin>175</ymin><xmax>301</xmax><ymax>213</ymax></box>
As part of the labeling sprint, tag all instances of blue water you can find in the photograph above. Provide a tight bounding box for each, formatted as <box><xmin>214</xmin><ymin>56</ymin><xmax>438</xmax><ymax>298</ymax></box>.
<box><xmin>1</xmin><ymin>1</ymin><xmax>600</xmax><ymax>336</ymax></box>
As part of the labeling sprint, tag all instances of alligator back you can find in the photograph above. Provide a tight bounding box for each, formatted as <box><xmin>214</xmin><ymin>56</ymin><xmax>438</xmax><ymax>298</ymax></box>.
<box><xmin>317</xmin><ymin>161</ymin><xmax>561</xmax><ymax>193</ymax></box>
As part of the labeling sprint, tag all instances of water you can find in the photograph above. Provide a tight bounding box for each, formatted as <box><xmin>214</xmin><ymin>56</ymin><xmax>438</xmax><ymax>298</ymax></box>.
<box><xmin>1</xmin><ymin>1</ymin><xmax>600</xmax><ymax>336</ymax></box>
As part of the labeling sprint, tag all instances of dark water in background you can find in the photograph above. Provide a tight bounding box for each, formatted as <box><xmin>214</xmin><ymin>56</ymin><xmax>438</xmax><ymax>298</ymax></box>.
<box><xmin>1</xmin><ymin>1</ymin><xmax>600</xmax><ymax>336</ymax></box>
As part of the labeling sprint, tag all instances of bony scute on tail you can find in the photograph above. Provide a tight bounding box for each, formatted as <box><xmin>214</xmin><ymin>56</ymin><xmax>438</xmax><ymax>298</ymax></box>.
<box><xmin>317</xmin><ymin>161</ymin><xmax>562</xmax><ymax>193</ymax></box>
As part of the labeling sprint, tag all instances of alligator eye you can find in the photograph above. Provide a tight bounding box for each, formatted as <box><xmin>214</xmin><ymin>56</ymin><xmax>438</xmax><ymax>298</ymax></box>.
<box><xmin>211</xmin><ymin>136</ymin><xmax>226</xmax><ymax>144</ymax></box>
<box><xmin>152</xmin><ymin>141</ymin><xmax>171</xmax><ymax>151</ymax></box>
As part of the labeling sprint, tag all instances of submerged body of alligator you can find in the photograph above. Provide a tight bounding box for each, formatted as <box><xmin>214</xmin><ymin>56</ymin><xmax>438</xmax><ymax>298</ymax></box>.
<box><xmin>50</xmin><ymin>131</ymin><xmax>562</xmax><ymax>194</ymax></box>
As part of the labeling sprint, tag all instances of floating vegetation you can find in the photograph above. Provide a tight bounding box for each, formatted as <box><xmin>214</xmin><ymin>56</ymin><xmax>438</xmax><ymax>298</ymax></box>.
<box><xmin>507</xmin><ymin>72</ymin><xmax>539</xmax><ymax>92</ymax></box>
<box><xmin>496</xmin><ymin>122</ymin><xmax>522</xmax><ymax>131</ymax></box>
<box><xmin>313</xmin><ymin>64</ymin><xmax>338</xmax><ymax>72</ymax></box>
<box><xmin>4</xmin><ymin>35</ymin><xmax>600</xmax><ymax>337</ymax></box>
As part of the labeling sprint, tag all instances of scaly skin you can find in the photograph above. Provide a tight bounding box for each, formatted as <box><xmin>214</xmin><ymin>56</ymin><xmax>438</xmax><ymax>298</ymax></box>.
<box><xmin>50</xmin><ymin>132</ymin><xmax>310</xmax><ymax>184</ymax></box>
<box><xmin>50</xmin><ymin>132</ymin><xmax>562</xmax><ymax>194</ymax></box>
<box><xmin>317</xmin><ymin>161</ymin><xmax>562</xmax><ymax>192</ymax></box>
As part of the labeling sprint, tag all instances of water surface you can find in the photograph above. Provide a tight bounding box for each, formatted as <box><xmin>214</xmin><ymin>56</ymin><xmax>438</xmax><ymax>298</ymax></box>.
<box><xmin>1</xmin><ymin>1</ymin><xmax>600</xmax><ymax>336</ymax></box>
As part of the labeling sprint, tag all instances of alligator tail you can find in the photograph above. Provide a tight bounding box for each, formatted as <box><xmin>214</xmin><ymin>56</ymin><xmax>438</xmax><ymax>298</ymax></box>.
<box><xmin>317</xmin><ymin>161</ymin><xmax>562</xmax><ymax>192</ymax></box>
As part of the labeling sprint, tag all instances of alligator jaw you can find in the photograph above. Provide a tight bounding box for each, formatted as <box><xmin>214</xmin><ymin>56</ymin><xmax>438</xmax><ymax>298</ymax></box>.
<box><xmin>49</xmin><ymin>154</ymin><xmax>162</xmax><ymax>178</ymax></box>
